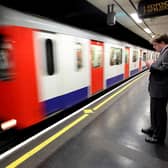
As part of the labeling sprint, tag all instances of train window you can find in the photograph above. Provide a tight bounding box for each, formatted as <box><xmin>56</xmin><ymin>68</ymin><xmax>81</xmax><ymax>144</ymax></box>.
<box><xmin>143</xmin><ymin>52</ymin><xmax>147</xmax><ymax>61</ymax></box>
<box><xmin>125</xmin><ymin>52</ymin><xmax>128</xmax><ymax>64</ymax></box>
<box><xmin>152</xmin><ymin>53</ymin><xmax>155</xmax><ymax>60</ymax></box>
<box><xmin>45</xmin><ymin>39</ymin><xmax>55</xmax><ymax>75</ymax></box>
<box><xmin>91</xmin><ymin>45</ymin><xmax>102</xmax><ymax>67</ymax></box>
<box><xmin>146</xmin><ymin>52</ymin><xmax>149</xmax><ymax>60</ymax></box>
<box><xmin>110</xmin><ymin>47</ymin><xmax>122</xmax><ymax>66</ymax></box>
<box><xmin>125</xmin><ymin>48</ymin><xmax>129</xmax><ymax>64</ymax></box>
<box><xmin>75</xmin><ymin>42</ymin><xmax>83</xmax><ymax>71</ymax></box>
<box><xmin>0</xmin><ymin>35</ymin><xmax>13</xmax><ymax>81</ymax></box>
<box><xmin>132</xmin><ymin>50</ymin><xmax>138</xmax><ymax>62</ymax></box>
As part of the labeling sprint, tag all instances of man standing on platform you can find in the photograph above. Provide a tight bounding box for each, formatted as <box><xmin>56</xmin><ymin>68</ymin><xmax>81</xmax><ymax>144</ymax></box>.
<box><xmin>142</xmin><ymin>34</ymin><xmax>168</xmax><ymax>144</ymax></box>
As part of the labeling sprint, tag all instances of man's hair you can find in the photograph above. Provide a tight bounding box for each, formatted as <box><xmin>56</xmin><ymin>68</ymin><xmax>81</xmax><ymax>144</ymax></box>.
<box><xmin>151</xmin><ymin>34</ymin><xmax>168</xmax><ymax>44</ymax></box>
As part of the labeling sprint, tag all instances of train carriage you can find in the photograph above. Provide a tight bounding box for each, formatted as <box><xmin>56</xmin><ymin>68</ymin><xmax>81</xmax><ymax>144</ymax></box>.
<box><xmin>0</xmin><ymin>5</ymin><xmax>155</xmax><ymax>130</ymax></box>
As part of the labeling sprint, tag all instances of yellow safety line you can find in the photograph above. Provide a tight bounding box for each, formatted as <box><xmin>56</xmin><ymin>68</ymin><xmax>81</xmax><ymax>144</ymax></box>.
<box><xmin>93</xmin><ymin>73</ymin><xmax>146</xmax><ymax>111</ymax></box>
<box><xmin>6</xmin><ymin>114</ymin><xmax>89</xmax><ymax>168</ymax></box>
<box><xmin>6</xmin><ymin>72</ymin><xmax>147</xmax><ymax>168</ymax></box>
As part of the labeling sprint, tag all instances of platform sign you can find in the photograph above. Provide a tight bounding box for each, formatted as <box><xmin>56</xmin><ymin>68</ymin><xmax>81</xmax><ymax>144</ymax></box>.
<box><xmin>138</xmin><ymin>0</ymin><xmax>168</xmax><ymax>18</ymax></box>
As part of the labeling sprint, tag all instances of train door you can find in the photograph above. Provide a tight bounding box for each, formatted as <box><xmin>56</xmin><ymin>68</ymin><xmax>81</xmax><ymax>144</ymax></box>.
<box><xmin>90</xmin><ymin>40</ymin><xmax>104</xmax><ymax>95</ymax></box>
<box><xmin>34</xmin><ymin>31</ymin><xmax>62</xmax><ymax>115</ymax></box>
<box><xmin>124</xmin><ymin>47</ymin><xmax>130</xmax><ymax>79</ymax></box>
<box><xmin>139</xmin><ymin>49</ymin><xmax>142</xmax><ymax>71</ymax></box>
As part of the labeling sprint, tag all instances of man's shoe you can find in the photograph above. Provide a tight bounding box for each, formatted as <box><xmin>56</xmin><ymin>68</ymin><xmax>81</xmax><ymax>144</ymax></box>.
<box><xmin>145</xmin><ymin>136</ymin><xmax>164</xmax><ymax>144</ymax></box>
<box><xmin>141</xmin><ymin>128</ymin><xmax>153</xmax><ymax>136</ymax></box>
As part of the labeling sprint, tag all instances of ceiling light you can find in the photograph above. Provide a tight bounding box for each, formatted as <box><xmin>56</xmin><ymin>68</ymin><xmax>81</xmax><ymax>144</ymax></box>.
<box><xmin>144</xmin><ymin>28</ymin><xmax>152</xmax><ymax>34</ymax></box>
<box><xmin>130</xmin><ymin>13</ymin><xmax>142</xmax><ymax>23</ymax></box>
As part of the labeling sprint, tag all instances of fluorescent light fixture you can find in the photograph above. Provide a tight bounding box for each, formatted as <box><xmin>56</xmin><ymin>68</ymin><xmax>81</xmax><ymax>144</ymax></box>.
<box><xmin>130</xmin><ymin>13</ymin><xmax>142</xmax><ymax>23</ymax></box>
<box><xmin>144</xmin><ymin>28</ymin><xmax>152</xmax><ymax>34</ymax></box>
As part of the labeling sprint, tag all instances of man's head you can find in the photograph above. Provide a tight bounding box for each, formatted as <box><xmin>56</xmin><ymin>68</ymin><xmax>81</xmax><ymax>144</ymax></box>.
<box><xmin>151</xmin><ymin>34</ymin><xmax>168</xmax><ymax>52</ymax></box>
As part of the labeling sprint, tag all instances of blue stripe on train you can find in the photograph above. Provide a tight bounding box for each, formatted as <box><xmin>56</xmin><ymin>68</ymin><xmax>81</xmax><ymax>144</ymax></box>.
<box><xmin>43</xmin><ymin>87</ymin><xmax>88</xmax><ymax>115</ymax></box>
<box><xmin>130</xmin><ymin>68</ymin><xmax>139</xmax><ymax>76</ymax></box>
<box><xmin>106</xmin><ymin>74</ymin><xmax>124</xmax><ymax>88</ymax></box>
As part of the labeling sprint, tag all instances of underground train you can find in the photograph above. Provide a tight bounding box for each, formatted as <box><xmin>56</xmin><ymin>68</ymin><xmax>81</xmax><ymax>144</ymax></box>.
<box><xmin>0</xmin><ymin>5</ymin><xmax>158</xmax><ymax>130</ymax></box>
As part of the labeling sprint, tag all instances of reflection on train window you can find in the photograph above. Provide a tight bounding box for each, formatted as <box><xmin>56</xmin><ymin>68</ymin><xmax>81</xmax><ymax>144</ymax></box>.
<box><xmin>125</xmin><ymin>48</ymin><xmax>129</xmax><ymax>64</ymax></box>
<box><xmin>75</xmin><ymin>42</ymin><xmax>83</xmax><ymax>70</ymax></box>
<box><xmin>91</xmin><ymin>45</ymin><xmax>102</xmax><ymax>67</ymax></box>
<box><xmin>0</xmin><ymin>36</ymin><xmax>12</xmax><ymax>81</ymax></box>
<box><xmin>152</xmin><ymin>53</ymin><xmax>155</xmax><ymax>60</ymax></box>
<box><xmin>45</xmin><ymin>39</ymin><xmax>55</xmax><ymax>75</ymax></box>
<box><xmin>156</xmin><ymin>53</ymin><xmax>159</xmax><ymax>59</ymax></box>
<box><xmin>110</xmin><ymin>47</ymin><xmax>122</xmax><ymax>65</ymax></box>
<box><xmin>132</xmin><ymin>50</ymin><xmax>138</xmax><ymax>62</ymax></box>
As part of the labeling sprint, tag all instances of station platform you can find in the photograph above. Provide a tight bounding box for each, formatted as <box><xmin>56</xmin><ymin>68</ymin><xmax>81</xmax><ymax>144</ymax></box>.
<box><xmin>1</xmin><ymin>71</ymin><xmax>168</xmax><ymax>168</ymax></box>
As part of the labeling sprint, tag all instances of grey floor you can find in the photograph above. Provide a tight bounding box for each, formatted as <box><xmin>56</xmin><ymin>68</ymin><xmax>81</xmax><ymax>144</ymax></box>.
<box><xmin>2</xmin><ymin>73</ymin><xmax>168</xmax><ymax>168</ymax></box>
<box><xmin>39</xmin><ymin>73</ymin><xmax>168</xmax><ymax>168</ymax></box>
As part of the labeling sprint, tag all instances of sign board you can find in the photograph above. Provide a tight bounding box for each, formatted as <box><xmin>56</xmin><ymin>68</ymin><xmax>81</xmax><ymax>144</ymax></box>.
<box><xmin>138</xmin><ymin>0</ymin><xmax>168</xmax><ymax>18</ymax></box>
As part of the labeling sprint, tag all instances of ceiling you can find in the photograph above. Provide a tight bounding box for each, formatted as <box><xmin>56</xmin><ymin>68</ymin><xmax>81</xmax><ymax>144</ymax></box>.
<box><xmin>1</xmin><ymin>0</ymin><xmax>167</xmax><ymax>50</ymax></box>
<box><xmin>87</xmin><ymin>0</ymin><xmax>168</xmax><ymax>41</ymax></box>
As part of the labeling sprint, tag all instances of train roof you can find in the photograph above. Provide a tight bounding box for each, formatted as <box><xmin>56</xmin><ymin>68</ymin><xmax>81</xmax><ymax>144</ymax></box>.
<box><xmin>0</xmin><ymin>5</ymin><xmax>150</xmax><ymax>50</ymax></box>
